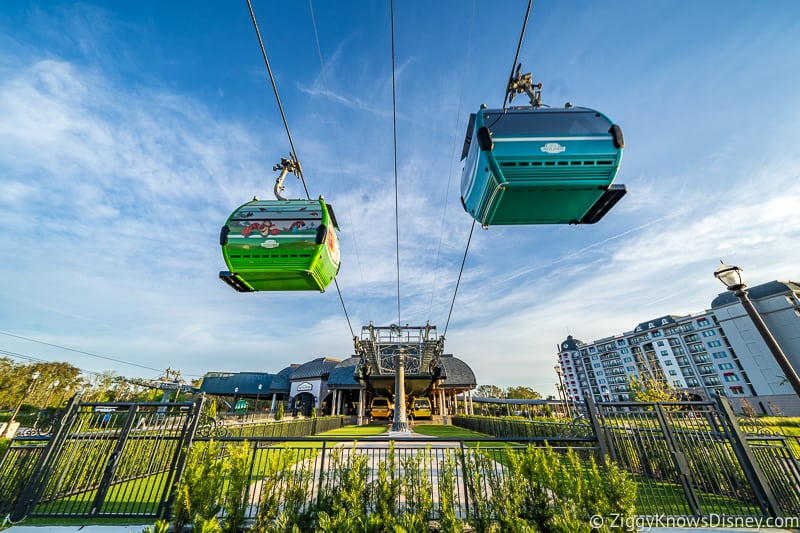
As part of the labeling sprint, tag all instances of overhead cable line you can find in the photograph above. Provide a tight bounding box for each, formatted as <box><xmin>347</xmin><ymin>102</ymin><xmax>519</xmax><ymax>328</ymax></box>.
<box><xmin>247</xmin><ymin>0</ymin><xmax>356</xmax><ymax>338</ymax></box>
<box><xmin>0</xmin><ymin>330</ymin><xmax>166</xmax><ymax>373</ymax></box>
<box><xmin>333</xmin><ymin>279</ymin><xmax>355</xmax><ymax>338</ymax></box>
<box><xmin>502</xmin><ymin>0</ymin><xmax>534</xmax><ymax>110</ymax></box>
<box><xmin>442</xmin><ymin>0</ymin><xmax>534</xmax><ymax>337</ymax></box>
<box><xmin>308</xmin><ymin>0</ymin><xmax>371</xmax><ymax>323</ymax></box>
<box><xmin>443</xmin><ymin>220</ymin><xmax>476</xmax><ymax>337</ymax></box>
<box><xmin>0</xmin><ymin>347</ymin><xmax>162</xmax><ymax>387</ymax></box>
<box><xmin>246</xmin><ymin>0</ymin><xmax>310</xmax><ymax>200</ymax></box>
<box><xmin>428</xmin><ymin>0</ymin><xmax>477</xmax><ymax>321</ymax></box>
<box><xmin>390</xmin><ymin>0</ymin><xmax>401</xmax><ymax>326</ymax></box>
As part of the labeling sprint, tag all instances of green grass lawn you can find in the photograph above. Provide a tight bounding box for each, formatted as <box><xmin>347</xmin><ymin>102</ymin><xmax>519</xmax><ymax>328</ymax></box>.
<box><xmin>316</xmin><ymin>425</ymin><xmax>388</xmax><ymax>437</ymax></box>
<box><xmin>411</xmin><ymin>424</ymin><xmax>491</xmax><ymax>439</ymax></box>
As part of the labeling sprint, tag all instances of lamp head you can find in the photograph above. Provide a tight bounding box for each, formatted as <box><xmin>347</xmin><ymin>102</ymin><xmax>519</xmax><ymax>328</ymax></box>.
<box><xmin>714</xmin><ymin>262</ymin><xmax>745</xmax><ymax>291</ymax></box>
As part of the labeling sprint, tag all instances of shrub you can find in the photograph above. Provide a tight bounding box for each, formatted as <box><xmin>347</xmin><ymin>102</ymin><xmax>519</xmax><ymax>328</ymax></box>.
<box><xmin>223</xmin><ymin>441</ymin><xmax>252</xmax><ymax>533</ymax></box>
<box><xmin>172</xmin><ymin>440</ymin><xmax>226</xmax><ymax>532</ymax></box>
<box><xmin>435</xmin><ymin>452</ymin><xmax>464</xmax><ymax>533</ymax></box>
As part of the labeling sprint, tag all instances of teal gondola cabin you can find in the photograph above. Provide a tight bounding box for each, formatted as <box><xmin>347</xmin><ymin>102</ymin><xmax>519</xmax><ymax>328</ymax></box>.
<box><xmin>460</xmin><ymin>105</ymin><xmax>626</xmax><ymax>226</ymax></box>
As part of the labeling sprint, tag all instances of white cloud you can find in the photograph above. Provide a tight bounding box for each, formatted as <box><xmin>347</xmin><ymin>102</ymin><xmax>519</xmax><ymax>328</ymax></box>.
<box><xmin>2</xmin><ymin>1</ymin><xmax>800</xmax><ymax>399</ymax></box>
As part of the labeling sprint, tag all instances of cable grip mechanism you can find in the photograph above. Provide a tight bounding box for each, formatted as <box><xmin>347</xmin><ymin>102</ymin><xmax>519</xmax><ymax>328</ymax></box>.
<box><xmin>273</xmin><ymin>154</ymin><xmax>303</xmax><ymax>201</ymax></box>
<box><xmin>506</xmin><ymin>63</ymin><xmax>543</xmax><ymax>108</ymax></box>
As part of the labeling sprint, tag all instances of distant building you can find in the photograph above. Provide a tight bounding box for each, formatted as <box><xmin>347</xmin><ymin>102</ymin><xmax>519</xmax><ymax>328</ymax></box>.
<box><xmin>199</xmin><ymin>354</ymin><xmax>477</xmax><ymax>418</ymax></box>
<box><xmin>557</xmin><ymin>280</ymin><xmax>800</xmax><ymax>415</ymax></box>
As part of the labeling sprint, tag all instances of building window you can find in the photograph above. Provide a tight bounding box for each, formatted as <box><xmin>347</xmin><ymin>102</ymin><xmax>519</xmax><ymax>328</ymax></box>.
<box><xmin>673</xmin><ymin>380</ymin><xmax>682</xmax><ymax>387</ymax></box>
<box><xmin>712</xmin><ymin>351</ymin><xmax>727</xmax><ymax>359</ymax></box>
<box><xmin>702</xmin><ymin>330</ymin><xmax>717</xmax><ymax>337</ymax></box>
<box><xmin>660</xmin><ymin>350</ymin><xmax>669</xmax><ymax>356</ymax></box>
<box><xmin>697</xmin><ymin>317</ymin><xmax>710</xmax><ymax>326</ymax></box>
<box><xmin>707</xmin><ymin>340</ymin><xmax>723</xmax><ymax>348</ymax></box>
<box><xmin>729</xmin><ymin>386</ymin><xmax>744</xmax><ymax>395</ymax></box>
<box><xmin>718</xmin><ymin>363</ymin><xmax>734</xmax><ymax>370</ymax></box>
<box><xmin>669</xmin><ymin>370</ymin><xmax>678</xmax><ymax>376</ymax></box>
<box><xmin>623</xmin><ymin>357</ymin><xmax>632</xmax><ymax>363</ymax></box>
<box><xmin>664</xmin><ymin>360</ymin><xmax>673</xmax><ymax>366</ymax></box>
<box><xmin>657</xmin><ymin>340</ymin><xmax>665</xmax><ymax>346</ymax></box>
<box><xmin>723</xmin><ymin>372</ymin><xmax>740</xmax><ymax>382</ymax></box>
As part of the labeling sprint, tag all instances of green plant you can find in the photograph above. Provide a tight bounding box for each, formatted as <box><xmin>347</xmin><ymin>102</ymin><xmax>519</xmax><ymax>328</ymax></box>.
<box><xmin>141</xmin><ymin>519</ymin><xmax>170</xmax><ymax>533</ymax></box>
<box><xmin>223</xmin><ymin>441</ymin><xmax>252</xmax><ymax>533</ymax></box>
<box><xmin>253</xmin><ymin>448</ymin><xmax>315</xmax><ymax>532</ymax></box>
<box><xmin>398</xmin><ymin>447</ymin><xmax>433</xmax><ymax>530</ymax></box>
<box><xmin>371</xmin><ymin>442</ymin><xmax>403</xmax><ymax>529</ymax></box>
<box><xmin>461</xmin><ymin>447</ymin><xmax>497</xmax><ymax>533</ymax></box>
<box><xmin>436</xmin><ymin>452</ymin><xmax>464</xmax><ymax>533</ymax></box>
<box><xmin>172</xmin><ymin>440</ymin><xmax>226</xmax><ymax>532</ymax></box>
<box><xmin>275</xmin><ymin>402</ymin><xmax>284</xmax><ymax>421</ymax></box>
<box><xmin>193</xmin><ymin>514</ymin><xmax>222</xmax><ymax>533</ymax></box>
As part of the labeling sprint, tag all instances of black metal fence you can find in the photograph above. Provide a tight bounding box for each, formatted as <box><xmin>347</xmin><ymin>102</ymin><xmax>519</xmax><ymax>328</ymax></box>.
<box><xmin>0</xmin><ymin>397</ymin><xmax>348</xmax><ymax>522</ymax></box>
<box><xmin>159</xmin><ymin>435</ymin><xmax>604</xmax><ymax>526</ymax></box>
<box><xmin>453</xmin><ymin>396</ymin><xmax>800</xmax><ymax>519</ymax></box>
<box><xmin>1</xmin><ymin>394</ymin><xmax>799</xmax><ymax>524</ymax></box>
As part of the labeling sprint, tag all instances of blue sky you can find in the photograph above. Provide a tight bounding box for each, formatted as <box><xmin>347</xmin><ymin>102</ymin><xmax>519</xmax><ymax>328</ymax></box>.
<box><xmin>1</xmin><ymin>1</ymin><xmax>799</xmax><ymax>396</ymax></box>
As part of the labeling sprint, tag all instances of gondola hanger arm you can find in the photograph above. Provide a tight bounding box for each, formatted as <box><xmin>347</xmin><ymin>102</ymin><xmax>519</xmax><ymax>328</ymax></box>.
<box><xmin>272</xmin><ymin>155</ymin><xmax>303</xmax><ymax>201</ymax></box>
<box><xmin>506</xmin><ymin>63</ymin><xmax>543</xmax><ymax>108</ymax></box>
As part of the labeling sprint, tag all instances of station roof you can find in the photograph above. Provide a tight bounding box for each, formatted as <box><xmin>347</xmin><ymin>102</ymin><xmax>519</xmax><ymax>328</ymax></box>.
<box><xmin>327</xmin><ymin>357</ymin><xmax>361</xmax><ymax>389</ymax></box>
<box><xmin>270</xmin><ymin>365</ymin><xmax>298</xmax><ymax>393</ymax></box>
<box><xmin>438</xmin><ymin>354</ymin><xmax>476</xmax><ymax>389</ymax></box>
<box><xmin>200</xmin><ymin>353</ymin><xmax>477</xmax><ymax>395</ymax></box>
<box><xmin>290</xmin><ymin>357</ymin><xmax>342</xmax><ymax>381</ymax></box>
<box><xmin>199</xmin><ymin>372</ymin><xmax>274</xmax><ymax>396</ymax></box>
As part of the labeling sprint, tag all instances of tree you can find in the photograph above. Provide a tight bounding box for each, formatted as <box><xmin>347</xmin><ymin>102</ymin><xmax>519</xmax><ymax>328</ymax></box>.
<box><xmin>473</xmin><ymin>385</ymin><xmax>504</xmax><ymax>399</ymax></box>
<box><xmin>628</xmin><ymin>376</ymin><xmax>680</xmax><ymax>403</ymax></box>
<box><xmin>505</xmin><ymin>386</ymin><xmax>542</xmax><ymax>400</ymax></box>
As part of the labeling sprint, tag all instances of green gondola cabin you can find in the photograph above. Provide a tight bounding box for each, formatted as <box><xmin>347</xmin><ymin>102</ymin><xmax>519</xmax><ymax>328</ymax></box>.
<box><xmin>219</xmin><ymin>196</ymin><xmax>341</xmax><ymax>292</ymax></box>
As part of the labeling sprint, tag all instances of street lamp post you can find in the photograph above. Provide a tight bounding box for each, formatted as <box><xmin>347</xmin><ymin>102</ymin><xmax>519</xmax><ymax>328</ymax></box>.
<box><xmin>44</xmin><ymin>380</ymin><xmax>60</xmax><ymax>408</ymax></box>
<box><xmin>5</xmin><ymin>370</ymin><xmax>41</xmax><ymax>438</ymax></box>
<box><xmin>58</xmin><ymin>384</ymin><xmax>71</xmax><ymax>408</ymax></box>
<box><xmin>714</xmin><ymin>263</ymin><xmax>800</xmax><ymax>398</ymax></box>
<box><xmin>554</xmin><ymin>365</ymin><xmax>572</xmax><ymax>418</ymax></box>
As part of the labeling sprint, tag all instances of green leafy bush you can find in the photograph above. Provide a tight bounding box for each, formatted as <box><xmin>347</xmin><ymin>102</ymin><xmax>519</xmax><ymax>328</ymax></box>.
<box><xmin>172</xmin><ymin>440</ymin><xmax>226</xmax><ymax>532</ymax></box>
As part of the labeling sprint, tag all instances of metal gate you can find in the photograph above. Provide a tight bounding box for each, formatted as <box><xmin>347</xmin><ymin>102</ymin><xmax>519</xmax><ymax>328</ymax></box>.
<box><xmin>1</xmin><ymin>397</ymin><xmax>201</xmax><ymax>521</ymax></box>
<box><xmin>592</xmin><ymin>397</ymin><xmax>783</xmax><ymax>518</ymax></box>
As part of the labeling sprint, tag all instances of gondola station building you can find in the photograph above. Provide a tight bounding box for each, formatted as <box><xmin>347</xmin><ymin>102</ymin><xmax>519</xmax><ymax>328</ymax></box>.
<box><xmin>199</xmin><ymin>354</ymin><xmax>477</xmax><ymax>420</ymax></box>
<box><xmin>557</xmin><ymin>280</ymin><xmax>800</xmax><ymax>415</ymax></box>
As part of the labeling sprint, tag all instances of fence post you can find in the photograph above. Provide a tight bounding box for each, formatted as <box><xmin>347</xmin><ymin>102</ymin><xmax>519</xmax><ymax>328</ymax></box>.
<box><xmin>10</xmin><ymin>395</ymin><xmax>80</xmax><ymax>522</ymax></box>
<box><xmin>90</xmin><ymin>404</ymin><xmax>140</xmax><ymax>516</ymax></box>
<box><xmin>159</xmin><ymin>393</ymin><xmax>207</xmax><ymax>519</ymax></box>
<box><xmin>715</xmin><ymin>395</ymin><xmax>783</xmax><ymax>517</ymax></box>
<box><xmin>583</xmin><ymin>397</ymin><xmax>608</xmax><ymax>465</ymax></box>
<box><xmin>458</xmin><ymin>442</ymin><xmax>470</xmax><ymax>520</ymax></box>
<box><xmin>316</xmin><ymin>441</ymin><xmax>328</xmax><ymax>507</ymax></box>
